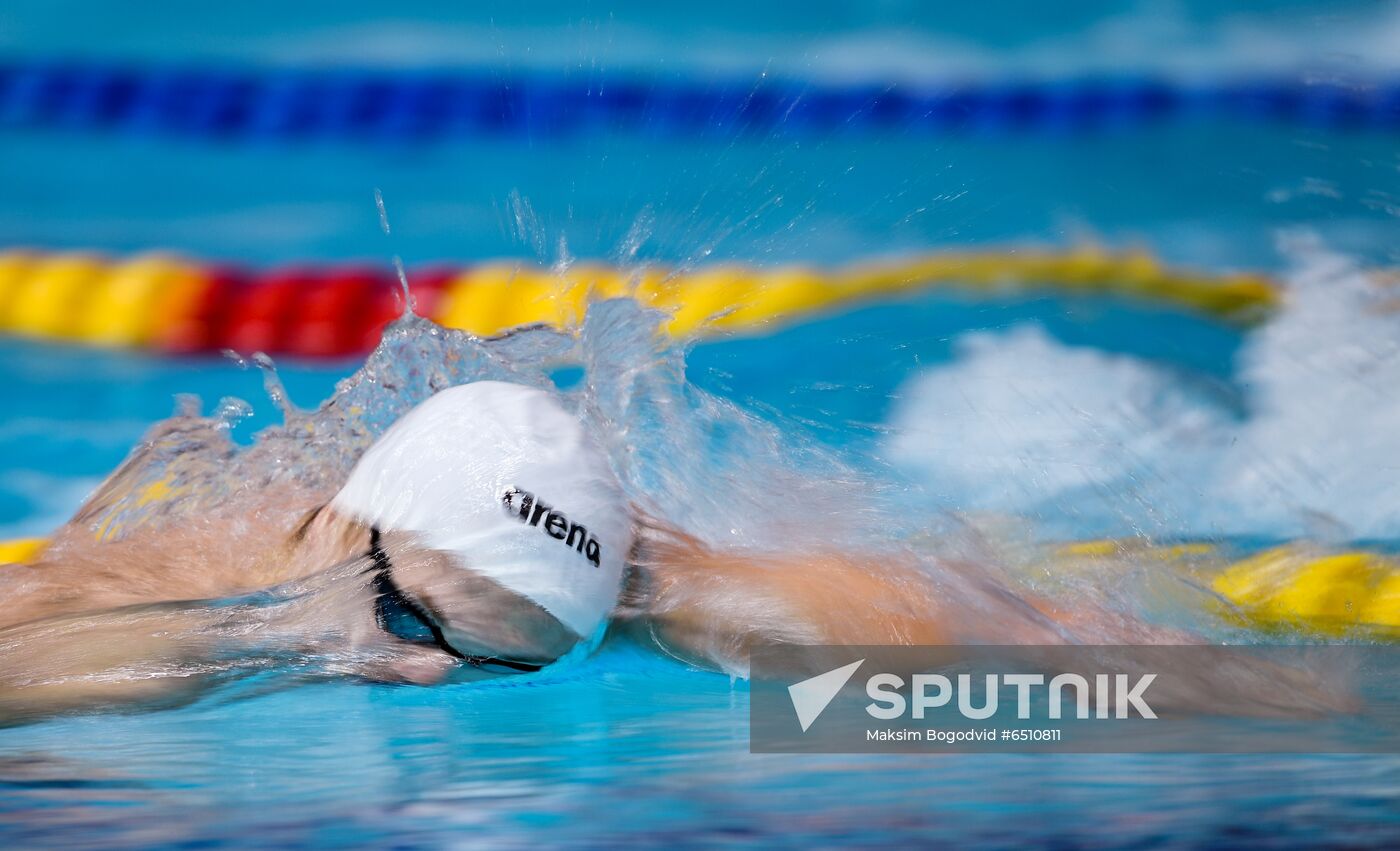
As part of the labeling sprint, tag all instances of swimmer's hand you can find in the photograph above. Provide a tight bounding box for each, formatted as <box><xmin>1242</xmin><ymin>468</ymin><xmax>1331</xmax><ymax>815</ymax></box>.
<box><xmin>0</xmin><ymin>558</ymin><xmax>457</xmax><ymax>726</ymax></box>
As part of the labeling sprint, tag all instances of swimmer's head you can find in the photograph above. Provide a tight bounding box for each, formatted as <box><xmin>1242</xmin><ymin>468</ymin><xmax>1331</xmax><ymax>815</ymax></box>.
<box><xmin>330</xmin><ymin>381</ymin><xmax>630</xmax><ymax>667</ymax></box>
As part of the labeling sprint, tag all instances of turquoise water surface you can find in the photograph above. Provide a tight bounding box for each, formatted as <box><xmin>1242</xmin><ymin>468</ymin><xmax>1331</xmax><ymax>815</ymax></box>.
<box><xmin>4</xmin><ymin>2</ymin><xmax>1400</xmax><ymax>847</ymax></box>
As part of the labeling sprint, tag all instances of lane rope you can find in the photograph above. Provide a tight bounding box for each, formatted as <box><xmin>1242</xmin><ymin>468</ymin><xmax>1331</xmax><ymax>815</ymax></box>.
<box><xmin>1</xmin><ymin>62</ymin><xmax>1398</xmax><ymax>142</ymax></box>
<box><xmin>0</xmin><ymin>247</ymin><xmax>1279</xmax><ymax>357</ymax></box>
<box><xmin>1053</xmin><ymin>540</ymin><xmax>1399</xmax><ymax>640</ymax></box>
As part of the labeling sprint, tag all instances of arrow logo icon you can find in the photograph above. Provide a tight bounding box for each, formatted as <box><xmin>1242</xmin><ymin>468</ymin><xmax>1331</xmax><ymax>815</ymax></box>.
<box><xmin>788</xmin><ymin>659</ymin><xmax>864</xmax><ymax>732</ymax></box>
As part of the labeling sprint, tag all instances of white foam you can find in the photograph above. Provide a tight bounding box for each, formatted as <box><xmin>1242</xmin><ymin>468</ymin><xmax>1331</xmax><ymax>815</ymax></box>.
<box><xmin>885</xmin><ymin>234</ymin><xmax>1400</xmax><ymax>539</ymax></box>
<box><xmin>1211</xmin><ymin>233</ymin><xmax>1400</xmax><ymax>537</ymax></box>
<box><xmin>884</xmin><ymin>324</ymin><xmax>1225</xmax><ymax>536</ymax></box>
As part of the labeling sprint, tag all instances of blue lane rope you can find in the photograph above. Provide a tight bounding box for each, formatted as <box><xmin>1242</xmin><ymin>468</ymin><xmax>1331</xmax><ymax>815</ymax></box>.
<box><xmin>1</xmin><ymin>60</ymin><xmax>1397</xmax><ymax>142</ymax></box>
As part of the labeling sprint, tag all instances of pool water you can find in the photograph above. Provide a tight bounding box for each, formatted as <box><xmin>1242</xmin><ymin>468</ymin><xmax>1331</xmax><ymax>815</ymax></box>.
<box><xmin>4</xmin><ymin>2</ymin><xmax>1400</xmax><ymax>847</ymax></box>
<box><xmin>3</xmin><ymin>642</ymin><xmax>1398</xmax><ymax>847</ymax></box>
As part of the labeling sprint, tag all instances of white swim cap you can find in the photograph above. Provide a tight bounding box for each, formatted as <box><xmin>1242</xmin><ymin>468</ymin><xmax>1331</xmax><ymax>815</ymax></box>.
<box><xmin>331</xmin><ymin>381</ymin><xmax>630</xmax><ymax>639</ymax></box>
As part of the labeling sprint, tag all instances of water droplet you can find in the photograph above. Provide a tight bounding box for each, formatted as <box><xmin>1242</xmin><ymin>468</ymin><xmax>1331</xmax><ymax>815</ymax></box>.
<box><xmin>392</xmin><ymin>256</ymin><xmax>415</xmax><ymax>316</ymax></box>
<box><xmin>250</xmin><ymin>352</ymin><xmax>298</xmax><ymax>423</ymax></box>
<box><xmin>616</xmin><ymin>206</ymin><xmax>655</xmax><ymax>264</ymax></box>
<box><xmin>552</xmin><ymin>234</ymin><xmax>574</xmax><ymax>277</ymax></box>
<box><xmin>508</xmin><ymin>189</ymin><xmax>547</xmax><ymax>261</ymax></box>
<box><xmin>213</xmin><ymin>396</ymin><xmax>253</xmax><ymax>429</ymax></box>
<box><xmin>374</xmin><ymin>188</ymin><xmax>391</xmax><ymax>235</ymax></box>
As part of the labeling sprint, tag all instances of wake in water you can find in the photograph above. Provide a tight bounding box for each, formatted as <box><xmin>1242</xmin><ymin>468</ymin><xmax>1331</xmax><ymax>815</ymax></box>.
<box><xmin>0</xmin><ymin>244</ymin><xmax>1372</xmax><ymax>724</ymax></box>
<box><xmin>887</xmin><ymin>233</ymin><xmax>1400</xmax><ymax>541</ymax></box>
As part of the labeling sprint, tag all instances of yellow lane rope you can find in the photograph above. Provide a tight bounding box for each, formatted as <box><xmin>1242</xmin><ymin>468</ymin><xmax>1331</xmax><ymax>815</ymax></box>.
<box><xmin>1053</xmin><ymin>540</ymin><xmax>1399</xmax><ymax>640</ymax></box>
<box><xmin>0</xmin><ymin>247</ymin><xmax>1281</xmax><ymax>356</ymax></box>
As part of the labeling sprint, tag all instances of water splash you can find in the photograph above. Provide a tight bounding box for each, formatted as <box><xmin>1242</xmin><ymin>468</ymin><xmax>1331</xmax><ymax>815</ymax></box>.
<box><xmin>391</xmin><ymin>256</ymin><xmax>414</xmax><ymax>316</ymax></box>
<box><xmin>373</xmin><ymin>189</ymin><xmax>416</xmax><ymax>317</ymax></box>
<box><xmin>71</xmin><ymin>296</ymin><xmax>890</xmax><ymax>555</ymax></box>
<box><xmin>212</xmin><ymin>396</ymin><xmax>254</xmax><ymax>430</ymax></box>
<box><xmin>552</xmin><ymin>234</ymin><xmax>573</xmax><ymax>277</ymax></box>
<box><xmin>506</xmin><ymin>189</ymin><xmax>548</xmax><ymax>262</ymax></box>
<box><xmin>885</xmin><ymin>233</ymin><xmax>1400</xmax><ymax>540</ymax></box>
<box><xmin>250</xmin><ymin>353</ymin><xmax>299</xmax><ymax>424</ymax></box>
<box><xmin>615</xmin><ymin>205</ymin><xmax>655</xmax><ymax>265</ymax></box>
<box><xmin>64</xmin><ymin>249</ymin><xmax>1362</xmax><ymax>648</ymax></box>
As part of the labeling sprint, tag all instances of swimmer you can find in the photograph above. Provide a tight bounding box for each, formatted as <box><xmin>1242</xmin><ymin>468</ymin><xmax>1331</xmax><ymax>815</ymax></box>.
<box><xmin>0</xmin><ymin>382</ymin><xmax>1346</xmax><ymax>723</ymax></box>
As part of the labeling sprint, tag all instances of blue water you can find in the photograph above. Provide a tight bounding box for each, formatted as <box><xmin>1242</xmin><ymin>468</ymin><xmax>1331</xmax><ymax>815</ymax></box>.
<box><xmin>3</xmin><ymin>642</ymin><xmax>1399</xmax><ymax>847</ymax></box>
<box><xmin>4</xmin><ymin>2</ymin><xmax>1400</xmax><ymax>847</ymax></box>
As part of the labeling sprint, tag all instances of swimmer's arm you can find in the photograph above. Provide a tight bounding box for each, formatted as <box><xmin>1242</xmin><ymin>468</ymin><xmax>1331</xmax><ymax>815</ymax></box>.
<box><xmin>618</xmin><ymin>518</ymin><xmax>956</xmax><ymax>676</ymax></box>
<box><xmin>0</xmin><ymin>563</ymin><xmax>454</xmax><ymax>725</ymax></box>
<box><xmin>621</xmin><ymin>521</ymin><xmax>1355</xmax><ymax>717</ymax></box>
